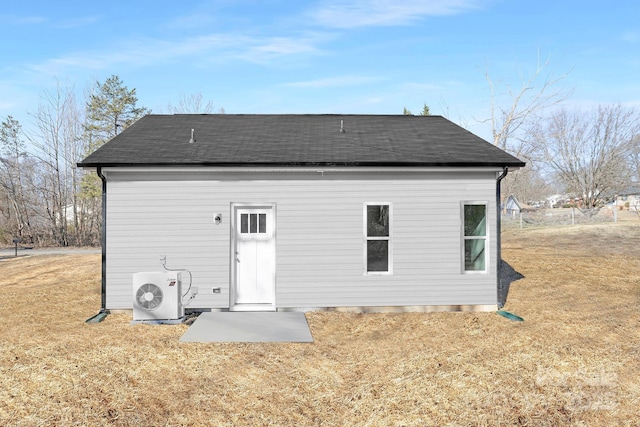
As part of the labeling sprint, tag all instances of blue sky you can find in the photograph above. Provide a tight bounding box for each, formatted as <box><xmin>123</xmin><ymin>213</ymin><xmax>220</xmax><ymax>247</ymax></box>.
<box><xmin>1</xmin><ymin>0</ymin><xmax>639</xmax><ymax>141</ymax></box>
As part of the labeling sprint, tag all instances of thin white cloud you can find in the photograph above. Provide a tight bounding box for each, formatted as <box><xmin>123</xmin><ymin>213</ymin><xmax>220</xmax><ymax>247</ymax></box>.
<box><xmin>0</xmin><ymin>14</ymin><xmax>47</xmax><ymax>25</ymax></box>
<box><xmin>401</xmin><ymin>82</ymin><xmax>449</xmax><ymax>92</ymax></box>
<box><xmin>309</xmin><ymin>0</ymin><xmax>485</xmax><ymax>28</ymax></box>
<box><xmin>54</xmin><ymin>15</ymin><xmax>101</xmax><ymax>30</ymax></box>
<box><xmin>284</xmin><ymin>75</ymin><xmax>383</xmax><ymax>88</ymax></box>
<box><xmin>167</xmin><ymin>13</ymin><xmax>218</xmax><ymax>30</ymax></box>
<box><xmin>26</xmin><ymin>32</ymin><xmax>325</xmax><ymax>75</ymax></box>
<box><xmin>27</xmin><ymin>34</ymin><xmax>235</xmax><ymax>73</ymax></box>
<box><xmin>0</xmin><ymin>100</ymin><xmax>16</xmax><ymax>110</ymax></box>
<box><xmin>239</xmin><ymin>36</ymin><xmax>325</xmax><ymax>64</ymax></box>
<box><xmin>621</xmin><ymin>31</ymin><xmax>639</xmax><ymax>43</ymax></box>
<box><xmin>1</xmin><ymin>13</ymin><xmax>99</xmax><ymax>29</ymax></box>
<box><xmin>252</xmin><ymin>37</ymin><xmax>319</xmax><ymax>56</ymax></box>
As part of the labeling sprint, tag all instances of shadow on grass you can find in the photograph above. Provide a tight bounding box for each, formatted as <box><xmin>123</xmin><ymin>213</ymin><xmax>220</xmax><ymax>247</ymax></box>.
<box><xmin>499</xmin><ymin>259</ymin><xmax>525</xmax><ymax>308</ymax></box>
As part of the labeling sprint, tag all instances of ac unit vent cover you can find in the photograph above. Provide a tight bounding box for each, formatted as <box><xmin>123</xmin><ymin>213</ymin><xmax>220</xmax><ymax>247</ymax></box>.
<box><xmin>135</xmin><ymin>283</ymin><xmax>163</xmax><ymax>310</ymax></box>
<box><xmin>133</xmin><ymin>271</ymin><xmax>184</xmax><ymax>321</ymax></box>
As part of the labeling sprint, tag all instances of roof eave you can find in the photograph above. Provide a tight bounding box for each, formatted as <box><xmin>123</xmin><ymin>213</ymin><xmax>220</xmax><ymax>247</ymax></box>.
<box><xmin>77</xmin><ymin>160</ymin><xmax>526</xmax><ymax>169</ymax></box>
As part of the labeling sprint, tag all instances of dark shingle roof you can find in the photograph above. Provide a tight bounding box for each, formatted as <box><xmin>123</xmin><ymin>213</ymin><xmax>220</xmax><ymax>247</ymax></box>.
<box><xmin>78</xmin><ymin>114</ymin><xmax>525</xmax><ymax>168</ymax></box>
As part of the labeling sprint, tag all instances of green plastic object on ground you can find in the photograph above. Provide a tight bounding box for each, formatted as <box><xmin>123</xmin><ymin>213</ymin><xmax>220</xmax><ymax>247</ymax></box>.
<box><xmin>496</xmin><ymin>310</ymin><xmax>524</xmax><ymax>322</ymax></box>
<box><xmin>85</xmin><ymin>311</ymin><xmax>109</xmax><ymax>324</ymax></box>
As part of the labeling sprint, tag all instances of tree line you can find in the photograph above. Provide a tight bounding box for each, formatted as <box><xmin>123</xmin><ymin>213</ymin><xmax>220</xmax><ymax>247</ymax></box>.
<box><xmin>2</xmin><ymin>63</ymin><xmax>639</xmax><ymax>247</ymax></box>
<box><xmin>407</xmin><ymin>59</ymin><xmax>640</xmax><ymax>210</ymax></box>
<box><xmin>1</xmin><ymin>76</ymin><xmax>222</xmax><ymax>247</ymax></box>
<box><xmin>484</xmin><ymin>58</ymin><xmax>640</xmax><ymax>211</ymax></box>
<box><xmin>0</xmin><ymin>76</ymin><xmax>148</xmax><ymax>246</ymax></box>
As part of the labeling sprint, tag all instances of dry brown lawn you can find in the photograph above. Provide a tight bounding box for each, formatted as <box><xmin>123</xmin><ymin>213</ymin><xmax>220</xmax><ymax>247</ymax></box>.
<box><xmin>1</xmin><ymin>223</ymin><xmax>640</xmax><ymax>426</ymax></box>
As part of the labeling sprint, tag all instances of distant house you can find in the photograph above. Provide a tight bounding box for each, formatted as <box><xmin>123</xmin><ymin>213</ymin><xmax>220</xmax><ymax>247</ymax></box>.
<box><xmin>546</xmin><ymin>194</ymin><xmax>572</xmax><ymax>208</ymax></box>
<box><xmin>503</xmin><ymin>195</ymin><xmax>535</xmax><ymax>217</ymax></box>
<box><xmin>614</xmin><ymin>187</ymin><xmax>640</xmax><ymax>211</ymax></box>
<box><xmin>78</xmin><ymin>114</ymin><xmax>524</xmax><ymax>313</ymax></box>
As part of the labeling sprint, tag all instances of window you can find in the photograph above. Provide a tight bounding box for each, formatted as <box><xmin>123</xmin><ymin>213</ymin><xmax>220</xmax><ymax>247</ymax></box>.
<box><xmin>462</xmin><ymin>203</ymin><xmax>488</xmax><ymax>272</ymax></box>
<box><xmin>365</xmin><ymin>204</ymin><xmax>391</xmax><ymax>274</ymax></box>
<box><xmin>240</xmin><ymin>213</ymin><xmax>267</xmax><ymax>234</ymax></box>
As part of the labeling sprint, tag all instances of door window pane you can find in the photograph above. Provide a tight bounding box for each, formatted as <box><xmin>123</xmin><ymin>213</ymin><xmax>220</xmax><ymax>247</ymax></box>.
<box><xmin>259</xmin><ymin>214</ymin><xmax>266</xmax><ymax>233</ymax></box>
<box><xmin>240</xmin><ymin>214</ymin><xmax>248</xmax><ymax>234</ymax></box>
<box><xmin>250</xmin><ymin>213</ymin><xmax>258</xmax><ymax>233</ymax></box>
<box><xmin>367</xmin><ymin>240</ymin><xmax>389</xmax><ymax>272</ymax></box>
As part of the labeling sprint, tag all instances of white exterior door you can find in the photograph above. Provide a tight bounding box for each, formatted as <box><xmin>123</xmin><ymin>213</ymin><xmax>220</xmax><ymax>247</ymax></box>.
<box><xmin>232</xmin><ymin>205</ymin><xmax>275</xmax><ymax>310</ymax></box>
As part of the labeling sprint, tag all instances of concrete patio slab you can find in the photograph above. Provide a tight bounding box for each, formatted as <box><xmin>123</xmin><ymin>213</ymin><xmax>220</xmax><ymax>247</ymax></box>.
<box><xmin>179</xmin><ymin>311</ymin><xmax>314</xmax><ymax>343</ymax></box>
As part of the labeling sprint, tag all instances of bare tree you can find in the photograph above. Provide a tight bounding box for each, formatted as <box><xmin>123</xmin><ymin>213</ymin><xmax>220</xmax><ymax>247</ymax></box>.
<box><xmin>531</xmin><ymin>104</ymin><xmax>640</xmax><ymax>210</ymax></box>
<box><xmin>166</xmin><ymin>93</ymin><xmax>224</xmax><ymax>114</ymax></box>
<box><xmin>486</xmin><ymin>54</ymin><xmax>571</xmax><ymax>151</ymax></box>
<box><xmin>0</xmin><ymin>116</ymin><xmax>36</xmax><ymax>242</ymax></box>
<box><xmin>501</xmin><ymin>161</ymin><xmax>553</xmax><ymax>205</ymax></box>
<box><xmin>1</xmin><ymin>76</ymin><xmax>150</xmax><ymax>247</ymax></box>
<box><xmin>628</xmin><ymin>135</ymin><xmax>640</xmax><ymax>184</ymax></box>
<box><xmin>29</xmin><ymin>82</ymin><xmax>86</xmax><ymax>245</ymax></box>
<box><xmin>438</xmin><ymin>97</ymin><xmax>470</xmax><ymax>130</ymax></box>
<box><xmin>483</xmin><ymin>54</ymin><xmax>572</xmax><ymax>204</ymax></box>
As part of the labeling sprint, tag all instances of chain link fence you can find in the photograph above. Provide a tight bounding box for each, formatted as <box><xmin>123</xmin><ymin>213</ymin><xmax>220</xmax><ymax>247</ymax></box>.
<box><xmin>502</xmin><ymin>207</ymin><xmax>639</xmax><ymax>229</ymax></box>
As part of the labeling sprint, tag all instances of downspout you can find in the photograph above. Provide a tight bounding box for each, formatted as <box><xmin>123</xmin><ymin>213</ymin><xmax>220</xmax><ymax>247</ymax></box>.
<box><xmin>85</xmin><ymin>166</ymin><xmax>109</xmax><ymax>323</ymax></box>
<box><xmin>496</xmin><ymin>167</ymin><xmax>508</xmax><ymax>309</ymax></box>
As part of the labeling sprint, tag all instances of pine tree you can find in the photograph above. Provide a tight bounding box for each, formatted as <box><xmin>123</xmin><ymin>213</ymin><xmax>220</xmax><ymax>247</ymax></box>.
<box><xmin>84</xmin><ymin>75</ymin><xmax>150</xmax><ymax>154</ymax></box>
<box><xmin>81</xmin><ymin>76</ymin><xmax>150</xmax><ymax>240</ymax></box>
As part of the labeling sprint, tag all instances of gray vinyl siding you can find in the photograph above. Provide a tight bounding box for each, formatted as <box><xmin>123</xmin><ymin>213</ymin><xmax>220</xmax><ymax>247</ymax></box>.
<box><xmin>105</xmin><ymin>169</ymin><xmax>499</xmax><ymax>309</ymax></box>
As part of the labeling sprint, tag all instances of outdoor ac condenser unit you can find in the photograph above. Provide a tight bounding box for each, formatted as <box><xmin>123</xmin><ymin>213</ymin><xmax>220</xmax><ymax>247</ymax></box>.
<box><xmin>132</xmin><ymin>271</ymin><xmax>184</xmax><ymax>321</ymax></box>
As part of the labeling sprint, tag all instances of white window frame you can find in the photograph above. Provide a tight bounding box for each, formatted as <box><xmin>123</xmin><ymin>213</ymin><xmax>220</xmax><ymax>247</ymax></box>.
<box><xmin>363</xmin><ymin>202</ymin><xmax>393</xmax><ymax>276</ymax></box>
<box><xmin>461</xmin><ymin>201</ymin><xmax>489</xmax><ymax>274</ymax></box>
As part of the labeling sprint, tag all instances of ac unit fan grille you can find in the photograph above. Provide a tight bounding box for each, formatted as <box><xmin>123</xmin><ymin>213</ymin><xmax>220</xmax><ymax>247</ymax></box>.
<box><xmin>135</xmin><ymin>283</ymin><xmax>163</xmax><ymax>310</ymax></box>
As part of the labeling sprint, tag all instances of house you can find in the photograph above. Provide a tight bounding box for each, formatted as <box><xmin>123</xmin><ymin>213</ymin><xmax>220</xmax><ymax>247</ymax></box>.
<box><xmin>78</xmin><ymin>114</ymin><xmax>525</xmax><ymax>313</ymax></box>
<box><xmin>613</xmin><ymin>187</ymin><xmax>640</xmax><ymax>211</ymax></box>
<box><xmin>546</xmin><ymin>194</ymin><xmax>572</xmax><ymax>208</ymax></box>
<box><xmin>502</xmin><ymin>195</ymin><xmax>535</xmax><ymax>217</ymax></box>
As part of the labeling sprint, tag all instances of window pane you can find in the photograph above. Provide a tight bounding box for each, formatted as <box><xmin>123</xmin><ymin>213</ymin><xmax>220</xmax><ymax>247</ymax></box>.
<box><xmin>464</xmin><ymin>205</ymin><xmax>486</xmax><ymax>236</ymax></box>
<box><xmin>259</xmin><ymin>214</ymin><xmax>266</xmax><ymax>233</ymax></box>
<box><xmin>465</xmin><ymin>239</ymin><xmax>485</xmax><ymax>271</ymax></box>
<box><xmin>240</xmin><ymin>214</ymin><xmax>248</xmax><ymax>234</ymax></box>
<box><xmin>250</xmin><ymin>213</ymin><xmax>258</xmax><ymax>233</ymax></box>
<box><xmin>367</xmin><ymin>240</ymin><xmax>389</xmax><ymax>272</ymax></box>
<box><xmin>367</xmin><ymin>205</ymin><xmax>389</xmax><ymax>237</ymax></box>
